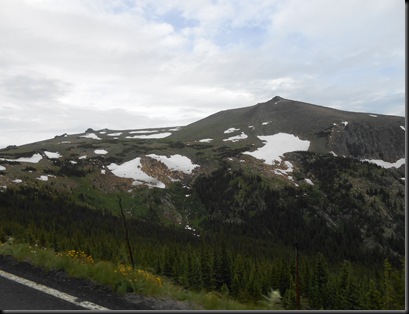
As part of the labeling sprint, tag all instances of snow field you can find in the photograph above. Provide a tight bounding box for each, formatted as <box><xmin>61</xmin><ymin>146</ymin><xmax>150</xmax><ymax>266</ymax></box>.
<box><xmin>126</xmin><ymin>132</ymin><xmax>171</xmax><ymax>139</ymax></box>
<box><xmin>0</xmin><ymin>153</ymin><xmax>43</xmax><ymax>164</ymax></box>
<box><xmin>44</xmin><ymin>151</ymin><xmax>62</xmax><ymax>159</ymax></box>
<box><xmin>107</xmin><ymin>157</ymin><xmax>165</xmax><ymax>188</ymax></box>
<box><xmin>80</xmin><ymin>133</ymin><xmax>102</xmax><ymax>140</ymax></box>
<box><xmin>223</xmin><ymin>132</ymin><xmax>248</xmax><ymax>142</ymax></box>
<box><xmin>94</xmin><ymin>149</ymin><xmax>108</xmax><ymax>155</ymax></box>
<box><xmin>198</xmin><ymin>138</ymin><xmax>213</xmax><ymax>143</ymax></box>
<box><xmin>146</xmin><ymin>154</ymin><xmax>199</xmax><ymax>174</ymax></box>
<box><xmin>244</xmin><ymin>133</ymin><xmax>310</xmax><ymax>165</ymax></box>
<box><xmin>361</xmin><ymin>158</ymin><xmax>405</xmax><ymax>169</ymax></box>
<box><xmin>224</xmin><ymin>127</ymin><xmax>240</xmax><ymax>134</ymax></box>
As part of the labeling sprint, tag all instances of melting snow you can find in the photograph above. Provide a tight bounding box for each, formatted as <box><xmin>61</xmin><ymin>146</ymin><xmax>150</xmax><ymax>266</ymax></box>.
<box><xmin>369</xmin><ymin>114</ymin><xmax>378</xmax><ymax>117</ymax></box>
<box><xmin>70</xmin><ymin>160</ymin><xmax>77</xmax><ymax>164</ymax></box>
<box><xmin>362</xmin><ymin>158</ymin><xmax>405</xmax><ymax>169</ymax></box>
<box><xmin>1</xmin><ymin>153</ymin><xmax>43</xmax><ymax>164</ymax></box>
<box><xmin>37</xmin><ymin>175</ymin><xmax>49</xmax><ymax>181</ymax></box>
<box><xmin>223</xmin><ymin>132</ymin><xmax>248</xmax><ymax>142</ymax></box>
<box><xmin>44</xmin><ymin>151</ymin><xmax>62</xmax><ymax>159</ymax></box>
<box><xmin>107</xmin><ymin>132</ymin><xmax>122</xmax><ymax>136</ymax></box>
<box><xmin>129</xmin><ymin>130</ymin><xmax>158</xmax><ymax>134</ymax></box>
<box><xmin>401</xmin><ymin>126</ymin><xmax>405</xmax><ymax>131</ymax></box>
<box><xmin>80</xmin><ymin>133</ymin><xmax>102</xmax><ymax>140</ymax></box>
<box><xmin>342</xmin><ymin>121</ymin><xmax>348</xmax><ymax>126</ymax></box>
<box><xmin>79</xmin><ymin>156</ymin><xmax>87</xmax><ymax>159</ymax></box>
<box><xmin>12</xmin><ymin>179</ymin><xmax>22</xmax><ymax>183</ymax></box>
<box><xmin>101</xmin><ymin>169</ymin><xmax>106</xmax><ymax>174</ymax></box>
<box><xmin>224</xmin><ymin>127</ymin><xmax>240</xmax><ymax>134</ymax></box>
<box><xmin>185</xmin><ymin>225</ymin><xmax>196</xmax><ymax>231</ymax></box>
<box><xmin>199</xmin><ymin>138</ymin><xmax>213</xmax><ymax>143</ymax></box>
<box><xmin>107</xmin><ymin>157</ymin><xmax>165</xmax><ymax>188</ymax></box>
<box><xmin>330</xmin><ymin>151</ymin><xmax>337</xmax><ymax>157</ymax></box>
<box><xmin>147</xmin><ymin>154</ymin><xmax>199</xmax><ymax>174</ymax></box>
<box><xmin>262</xmin><ymin>121</ymin><xmax>271</xmax><ymax>125</ymax></box>
<box><xmin>94</xmin><ymin>149</ymin><xmax>108</xmax><ymax>155</ymax></box>
<box><xmin>0</xmin><ymin>165</ymin><xmax>5</xmax><ymax>171</ymax></box>
<box><xmin>126</xmin><ymin>132</ymin><xmax>171</xmax><ymax>139</ymax></box>
<box><xmin>243</xmin><ymin>133</ymin><xmax>310</xmax><ymax>165</ymax></box>
<box><xmin>305</xmin><ymin>178</ymin><xmax>314</xmax><ymax>185</ymax></box>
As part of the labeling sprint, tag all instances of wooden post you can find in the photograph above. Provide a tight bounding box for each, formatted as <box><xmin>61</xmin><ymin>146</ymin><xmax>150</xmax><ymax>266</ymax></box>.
<box><xmin>117</xmin><ymin>195</ymin><xmax>135</xmax><ymax>268</ymax></box>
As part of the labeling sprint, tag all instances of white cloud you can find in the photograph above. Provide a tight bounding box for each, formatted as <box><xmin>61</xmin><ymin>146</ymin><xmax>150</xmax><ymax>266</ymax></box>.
<box><xmin>0</xmin><ymin>0</ymin><xmax>404</xmax><ymax>148</ymax></box>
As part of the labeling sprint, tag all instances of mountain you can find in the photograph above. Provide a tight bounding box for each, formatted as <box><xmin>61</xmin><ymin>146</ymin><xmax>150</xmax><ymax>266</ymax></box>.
<box><xmin>0</xmin><ymin>96</ymin><xmax>406</xmax><ymax>308</ymax></box>
<box><xmin>172</xmin><ymin>96</ymin><xmax>405</xmax><ymax>162</ymax></box>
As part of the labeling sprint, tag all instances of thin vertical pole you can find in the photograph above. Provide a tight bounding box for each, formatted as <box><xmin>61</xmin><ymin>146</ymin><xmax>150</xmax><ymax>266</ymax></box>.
<box><xmin>295</xmin><ymin>241</ymin><xmax>301</xmax><ymax>310</ymax></box>
<box><xmin>118</xmin><ymin>195</ymin><xmax>135</xmax><ymax>269</ymax></box>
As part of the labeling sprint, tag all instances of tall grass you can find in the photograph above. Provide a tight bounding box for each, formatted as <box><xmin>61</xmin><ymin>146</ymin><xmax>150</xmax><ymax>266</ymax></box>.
<box><xmin>0</xmin><ymin>241</ymin><xmax>280</xmax><ymax>310</ymax></box>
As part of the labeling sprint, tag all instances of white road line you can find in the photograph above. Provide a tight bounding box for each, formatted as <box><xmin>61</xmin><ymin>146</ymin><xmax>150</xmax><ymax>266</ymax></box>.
<box><xmin>0</xmin><ymin>269</ymin><xmax>109</xmax><ymax>310</ymax></box>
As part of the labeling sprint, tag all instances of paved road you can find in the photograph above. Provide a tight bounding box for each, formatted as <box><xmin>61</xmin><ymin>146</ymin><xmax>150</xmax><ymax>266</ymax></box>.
<box><xmin>0</xmin><ymin>254</ymin><xmax>192</xmax><ymax>311</ymax></box>
<box><xmin>0</xmin><ymin>254</ymin><xmax>138</xmax><ymax>311</ymax></box>
<box><xmin>0</xmin><ymin>274</ymin><xmax>86</xmax><ymax>310</ymax></box>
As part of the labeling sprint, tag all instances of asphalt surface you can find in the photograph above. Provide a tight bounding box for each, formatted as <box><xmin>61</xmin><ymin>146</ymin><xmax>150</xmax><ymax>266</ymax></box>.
<box><xmin>0</xmin><ymin>274</ymin><xmax>86</xmax><ymax>310</ymax></box>
<box><xmin>0</xmin><ymin>254</ymin><xmax>192</xmax><ymax>311</ymax></box>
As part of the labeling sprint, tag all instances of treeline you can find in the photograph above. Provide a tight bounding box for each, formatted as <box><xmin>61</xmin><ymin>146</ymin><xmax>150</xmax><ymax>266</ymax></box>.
<box><xmin>0</xmin><ymin>185</ymin><xmax>405</xmax><ymax>309</ymax></box>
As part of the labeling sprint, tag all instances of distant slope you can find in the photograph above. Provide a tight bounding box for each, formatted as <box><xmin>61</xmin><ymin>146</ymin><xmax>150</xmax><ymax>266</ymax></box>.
<box><xmin>171</xmin><ymin>96</ymin><xmax>405</xmax><ymax>162</ymax></box>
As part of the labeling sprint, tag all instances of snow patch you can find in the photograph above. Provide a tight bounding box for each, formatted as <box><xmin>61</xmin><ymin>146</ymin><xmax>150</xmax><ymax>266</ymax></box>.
<box><xmin>400</xmin><ymin>126</ymin><xmax>405</xmax><ymax>131</ymax></box>
<box><xmin>362</xmin><ymin>158</ymin><xmax>405</xmax><ymax>169</ymax></box>
<box><xmin>126</xmin><ymin>132</ymin><xmax>171</xmax><ymax>139</ymax></box>
<box><xmin>369</xmin><ymin>114</ymin><xmax>378</xmax><ymax>117</ymax></box>
<box><xmin>37</xmin><ymin>175</ymin><xmax>49</xmax><ymax>181</ymax></box>
<box><xmin>305</xmin><ymin>178</ymin><xmax>314</xmax><ymax>186</ymax></box>
<box><xmin>79</xmin><ymin>156</ymin><xmax>87</xmax><ymax>160</ymax></box>
<box><xmin>101</xmin><ymin>169</ymin><xmax>106</xmax><ymax>174</ymax></box>
<box><xmin>198</xmin><ymin>138</ymin><xmax>213</xmax><ymax>143</ymax></box>
<box><xmin>223</xmin><ymin>132</ymin><xmax>248</xmax><ymax>142</ymax></box>
<box><xmin>107</xmin><ymin>132</ymin><xmax>122</xmax><ymax>136</ymax></box>
<box><xmin>1</xmin><ymin>153</ymin><xmax>43</xmax><ymax>164</ymax></box>
<box><xmin>58</xmin><ymin>141</ymin><xmax>71</xmax><ymax>144</ymax></box>
<box><xmin>342</xmin><ymin>121</ymin><xmax>348</xmax><ymax>126</ymax></box>
<box><xmin>44</xmin><ymin>151</ymin><xmax>62</xmax><ymax>159</ymax></box>
<box><xmin>168</xmin><ymin>127</ymin><xmax>181</xmax><ymax>131</ymax></box>
<box><xmin>330</xmin><ymin>151</ymin><xmax>337</xmax><ymax>157</ymax></box>
<box><xmin>94</xmin><ymin>149</ymin><xmax>108</xmax><ymax>155</ymax></box>
<box><xmin>243</xmin><ymin>133</ymin><xmax>310</xmax><ymax>165</ymax></box>
<box><xmin>224</xmin><ymin>127</ymin><xmax>240</xmax><ymax>134</ymax></box>
<box><xmin>80</xmin><ymin>133</ymin><xmax>101</xmax><ymax>140</ymax></box>
<box><xmin>70</xmin><ymin>160</ymin><xmax>78</xmax><ymax>164</ymax></box>
<box><xmin>129</xmin><ymin>130</ymin><xmax>158</xmax><ymax>134</ymax></box>
<box><xmin>0</xmin><ymin>165</ymin><xmax>5</xmax><ymax>171</ymax></box>
<box><xmin>262</xmin><ymin>121</ymin><xmax>271</xmax><ymax>126</ymax></box>
<box><xmin>107</xmin><ymin>157</ymin><xmax>165</xmax><ymax>188</ymax></box>
<box><xmin>12</xmin><ymin>179</ymin><xmax>22</xmax><ymax>183</ymax></box>
<box><xmin>147</xmin><ymin>154</ymin><xmax>199</xmax><ymax>174</ymax></box>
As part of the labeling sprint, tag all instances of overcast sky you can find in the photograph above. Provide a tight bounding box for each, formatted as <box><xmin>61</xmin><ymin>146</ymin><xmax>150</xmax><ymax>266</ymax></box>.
<box><xmin>0</xmin><ymin>0</ymin><xmax>405</xmax><ymax>148</ymax></box>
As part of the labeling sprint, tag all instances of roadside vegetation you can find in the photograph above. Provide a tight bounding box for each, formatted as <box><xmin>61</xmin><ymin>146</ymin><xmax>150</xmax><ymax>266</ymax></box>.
<box><xmin>0</xmin><ymin>241</ymin><xmax>280</xmax><ymax>310</ymax></box>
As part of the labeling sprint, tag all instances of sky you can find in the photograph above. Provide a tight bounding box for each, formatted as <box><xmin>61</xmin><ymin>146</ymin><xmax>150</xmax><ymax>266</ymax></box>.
<box><xmin>0</xmin><ymin>0</ymin><xmax>405</xmax><ymax>148</ymax></box>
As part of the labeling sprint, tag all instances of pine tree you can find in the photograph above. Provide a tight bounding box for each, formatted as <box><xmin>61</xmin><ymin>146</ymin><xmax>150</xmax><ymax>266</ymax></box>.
<box><xmin>364</xmin><ymin>279</ymin><xmax>382</xmax><ymax>310</ymax></box>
